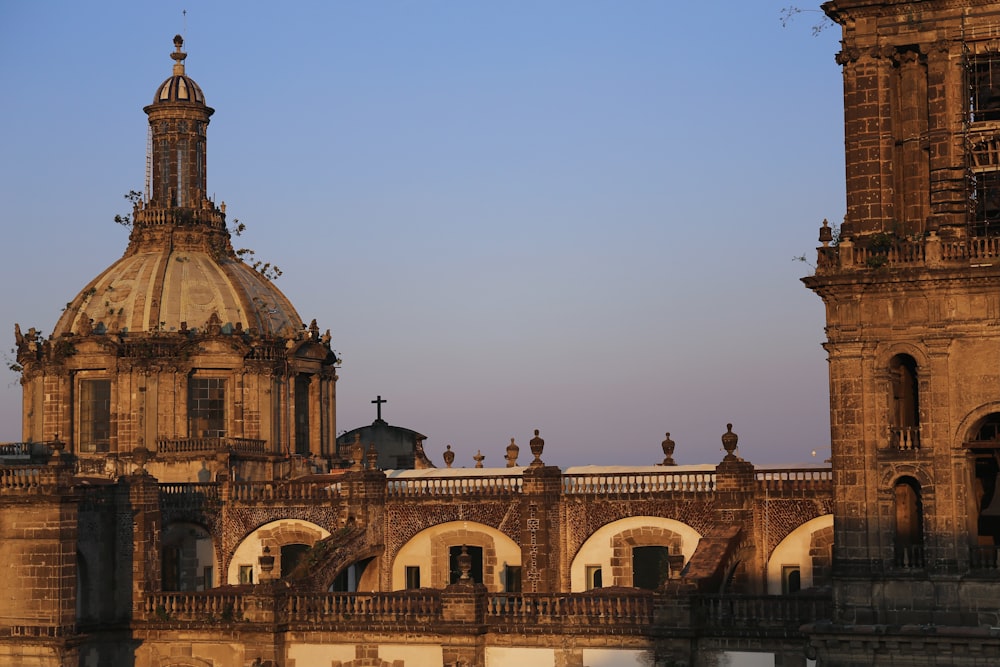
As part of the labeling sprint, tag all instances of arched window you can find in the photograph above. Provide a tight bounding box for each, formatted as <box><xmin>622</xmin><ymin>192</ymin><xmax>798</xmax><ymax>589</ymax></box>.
<box><xmin>894</xmin><ymin>477</ymin><xmax>924</xmax><ymax>568</ymax></box>
<box><xmin>889</xmin><ymin>354</ymin><xmax>920</xmax><ymax>450</ymax></box>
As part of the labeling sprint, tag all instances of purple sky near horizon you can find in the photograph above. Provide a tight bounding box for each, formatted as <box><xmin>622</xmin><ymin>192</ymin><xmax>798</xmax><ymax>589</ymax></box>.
<box><xmin>0</xmin><ymin>2</ymin><xmax>844</xmax><ymax>467</ymax></box>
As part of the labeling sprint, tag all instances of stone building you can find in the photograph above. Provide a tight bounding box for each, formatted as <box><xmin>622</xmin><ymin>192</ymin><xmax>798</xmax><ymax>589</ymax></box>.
<box><xmin>801</xmin><ymin>0</ymin><xmax>1000</xmax><ymax>663</ymax></box>
<box><xmin>6</xmin><ymin>0</ymin><xmax>1000</xmax><ymax>664</ymax></box>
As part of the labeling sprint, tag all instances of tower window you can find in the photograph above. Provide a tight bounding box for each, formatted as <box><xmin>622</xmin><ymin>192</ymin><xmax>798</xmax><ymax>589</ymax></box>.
<box><xmin>189</xmin><ymin>377</ymin><xmax>225</xmax><ymax>438</ymax></box>
<box><xmin>893</xmin><ymin>477</ymin><xmax>924</xmax><ymax>568</ymax></box>
<box><xmin>970</xmin><ymin>169</ymin><xmax>1000</xmax><ymax>237</ymax></box>
<box><xmin>78</xmin><ymin>379</ymin><xmax>111</xmax><ymax>452</ymax></box>
<box><xmin>970</xmin><ymin>56</ymin><xmax>1000</xmax><ymax>123</ymax></box>
<box><xmin>889</xmin><ymin>354</ymin><xmax>920</xmax><ymax>450</ymax></box>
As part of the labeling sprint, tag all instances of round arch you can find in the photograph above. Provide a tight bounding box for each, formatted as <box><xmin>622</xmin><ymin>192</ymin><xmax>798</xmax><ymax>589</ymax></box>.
<box><xmin>766</xmin><ymin>514</ymin><xmax>833</xmax><ymax>594</ymax></box>
<box><xmin>391</xmin><ymin>520</ymin><xmax>520</xmax><ymax>592</ymax></box>
<box><xmin>226</xmin><ymin>519</ymin><xmax>330</xmax><ymax>585</ymax></box>
<box><xmin>569</xmin><ymin>517</ymin><xmax>701</xmax><ymax>592</ymax></box>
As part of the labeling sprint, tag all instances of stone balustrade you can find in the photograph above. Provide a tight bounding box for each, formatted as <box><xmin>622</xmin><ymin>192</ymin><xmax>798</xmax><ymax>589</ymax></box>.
<box><xmin>144</xmin><ymin>592</ymin><xmax>246</xmax><ymax>622</ymax></box>
<box><xmin>891</xmin><ymin>427</ymin><xmax>920</xmax><ymax>451</ymax></box>
<box><xmin>139</xmin><ymin>589</ymin><xmax>825</xmax><ymax>640</ymax></box>
<box><xmin>156</xmin><ymin>437</ymin><xmax>266</xmax><ymax>455</ymax></box>
<box><xmin>698</xmin><ymin>594</ymin><xmax>832</xmax><ymax>632</ymax></box>
<box><xmin>0</xmin><ymin>442</ymin><xmax>32</xmax><ymax>457</ymax></box>
<box><xmin>284</xmin><ymin>591</ymin><xmax>442</xmax><ymax>623</ymax></box>
<box><xmin>486</xmin><ymin>592</ymin><xmax>654</xmax><ymax>628</ymax></box>
<box><xmin>563</xmin><ymin>470</ymin><xmax>715</xmax><ymax>495</ymax></box>
<box><xmin>386</xmin><ymin>475</ymin><xmax>522</xmax><ymax>498</ymax></box>
<box><xmin>230</xmin><ymin>481</ymin><xmax>334</xmax><ymax>502</ymax></box>
<box><xmin>816</xmin><ymin>233</ymin><xmax>1000</xmax><ymax>274</ymax></box>
<box><xmin>755</xmin><ymin>468</ymin><xmax>832</xmax><ymax>492</ymax></box>
<box><xmin>0</xmin><ymin>466</ymin><xmax>60</xmax><ymax>494</ymax></box>
<box><xmin>134</xmin><ymin>206</ymin><xmax>226</xmax><ymax>229</ymax></box>
<box><xmin>159</xmin><ymin>482</ymin><xmax>220</xmax><ymax>502</ymax></box>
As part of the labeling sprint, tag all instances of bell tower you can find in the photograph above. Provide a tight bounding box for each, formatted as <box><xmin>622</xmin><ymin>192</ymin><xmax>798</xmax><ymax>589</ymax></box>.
<box><xmin>805</xmin><ymin>1</ymin><xmax>1000</xmax><ymax>663</ymax></box>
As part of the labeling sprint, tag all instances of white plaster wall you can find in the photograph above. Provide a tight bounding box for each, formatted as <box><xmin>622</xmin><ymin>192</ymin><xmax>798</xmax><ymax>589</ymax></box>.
<box><xmin>569</xmin><ymin>516</ymin><xmax>702</xmax><ymax>591</ymax></box>
<box><xmin>391</xmin><ymin>520</ymin><xmax>521</xmax><ymax>591</ymax></box>
<box><xmin>765</xmin><ymin>514</ymin><xmax>833</xmax><ymax>594</ymax></box>
<box><xmin>286</xmin><ymin>643</ymin><xmax>443</xmax><ymax>666</ymax></box>
<box><xmin>226</xmin><ymin>519</ymin><xmax>330</xmax><ymax>585</ymax></box>
<box><xmin>717</xmin><ymin>652</ymin><xmax>774</xmax><ymax>666</ymax></box>
<box><xmin>581</xmin><ymin>648</ymin><xmax>652</xmax><ymax>666</ymax></box>
<box><xmin>485</xmin><ymin>647</ymin><xmax>554</xmax><ymax>667</ymax></box>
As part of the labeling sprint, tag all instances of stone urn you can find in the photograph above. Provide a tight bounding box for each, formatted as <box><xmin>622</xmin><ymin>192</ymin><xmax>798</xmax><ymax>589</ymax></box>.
<box><xmin>660</xmin><ymin>432</ymin><xmax>676</xmax><ymax>466</ymax></box>
<box><xmin>529</xmin><ymin>429</ymin><xmax>545</xmax><ymax>467</ymax></box>
<box><xmin>443</xmin><ymin>445</ymin><xmax>455</xmax><ymax>468</ymax></box>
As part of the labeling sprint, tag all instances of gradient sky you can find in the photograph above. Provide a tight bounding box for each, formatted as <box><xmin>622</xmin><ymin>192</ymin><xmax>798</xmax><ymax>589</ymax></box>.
<box><xmin>0</xmin><ymin>2</ymin><xmax>844</xmax><ymax>467</ymax></box>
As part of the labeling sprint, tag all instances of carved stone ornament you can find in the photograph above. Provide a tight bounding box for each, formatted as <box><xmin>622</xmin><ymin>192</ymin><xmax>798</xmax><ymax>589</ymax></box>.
<box><xmin>506</xmin><ymin>438</ymin><xmax>519</xmax><ymax>468</ymax></box>
<box><xmin>661</xmin><ymin>432</ymin><xmax>676</xmax><ymax>466</ymax></box>
<box><xmin>529</xmin><ymin>429</ymin><xmax>545</xmax><ymax>467</ymax></box>
<box><xmin>721</xmin><ymin>423</ymin><xmax>739</xmax><ymax>462</ymax></box>
<box><xmin>443</xmin><ymin>445</ymin><xmax>455</xmax><ymax>469</ymax></box>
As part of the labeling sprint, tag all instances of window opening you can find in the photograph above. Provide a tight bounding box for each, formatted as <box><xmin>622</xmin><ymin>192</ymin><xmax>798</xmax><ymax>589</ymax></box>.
<box><xmin>280</xmin><ymin>543</ymin><xmax>310</xmax><ymax>578</ymax></box>
<box><xmin>503</xmin><ymin>565</ymin><xmax>522</xmax><ymax>592</ymax></box>
<box><xmin>294</xmin><ymin>374</ymin><xmax>310</xmax><ymax>455</ymax></box>
<box><xmin>889</xmin><ymin>354</ymin><xmax>920</xmax><ymax>450</ymax></box>
<box><xmin>449</xmin><ymin>545</ymin><xmax>483</xmax><ymax>584</ymax></box>
<box><xmin>893</xmin><ymin>477</ymin><xmax>924</xmax><ymax>568</ymax></box>
<box><xmin>632</xmin><ymin>546</ymin><xmax>670</xmax><ymax>590</ymax></box>
<box><xmin>238</xmin><ymin>565</ymin><xmax>253</xmax><ymax>585</ymax></box>
<box><xmin>585</xmin><ymin>565</ymin><xmax>603</xmax><ymax>590</ymax></box>
<box><xmin>781</xmin><ymin>566</ymin><xmax>801</xmax><ymax>594</ymax></box>
<box><xmin>79</xmin><ymin>379</ymin><xmax>111</xmax><ymax>452</ymax></box>
<box><xmin>189</xmin><ymin>377</ymin><xmax>225</xmax><ymax>438</ymax></box>
<box><xmin>405</xmin><ymin>566</ymin><xmax>421</xmax><ymax>590</ymax></box>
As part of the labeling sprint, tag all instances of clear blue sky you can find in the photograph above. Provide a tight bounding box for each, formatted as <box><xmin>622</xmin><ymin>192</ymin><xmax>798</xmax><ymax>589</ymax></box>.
<box><xmin>0</xmin><ymin>2</ymin><xmax>844</xmax><ymax>467</ymax></box>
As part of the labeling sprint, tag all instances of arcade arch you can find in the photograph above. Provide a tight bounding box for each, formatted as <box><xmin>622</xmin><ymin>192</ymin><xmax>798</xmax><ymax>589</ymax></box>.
<box><xmin>765</xmin><ymin>514</ymin><xmax>833</xmax><ymax>594</ymax></box>
<box><xmin>226</xmin><ymin>519</ymin><xmax>330</xmax><ymax>585</ymax></box>
<box><xmin>570</xmin><ymin>517</ymin><xmax>701</xmax><ymax>592</ymax></box>
<box><xmin>391</xmin><ymin>521</ymin><xmax>520</xmax><ymax>592</ymax></box>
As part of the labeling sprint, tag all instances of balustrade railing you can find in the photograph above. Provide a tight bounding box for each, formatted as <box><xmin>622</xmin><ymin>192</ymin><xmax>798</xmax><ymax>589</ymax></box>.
<box><xmin>159</xmin><ymin>482</ymin><xmax>220</xmax><ymax>503</ymax></box>
<box><xmin>487</xmin><ymin>593</ymin><xmax>654</xmax><ymax>626</ymax></box>
<box><xmin>970</xmin><ymin>545</ymin><xmax>1000</xmax><ymax>570</ymax></box>
<box><xmin>755</xmin><ymin>468</ymin><xmax>832</xmax><ymax>492</ymax></box>
<box><xmin>817</xmin><ymin>234</ymin><xmax>1000</xmax><ymax>273</ymax></box>
<box><xmin>386</xmin><ymin>475</ymin><xmax>522</xmax><ymax>498</ymax></box>
<box><xmin>563</xmin><ymin>471</ymin><xmax>715</xmax><ymax>495</ymax></box>
<box><xmin>0</xmin><ymin>442</ymin><xmax>32</xmax><ymax>457</ymax></box>
<box><xmin>284</xmin><ymin>592</ymin><xmax>441</xmax><ymax>623</ymax></box>
<box><xmin>698</xmin><ymin>594</ymin><xmax>831</xmax><ymax>631</ymax></box>
<box><xmin>0</xmin><ymin>466</ymin><xmax>59</xmax><ymax>493</ymax></box>
<box><xmin>230</xmin><ymin>481</ymin><xmax>334</xmax><ymax>502</ymax></box>
<box><xmin>145</xmin><ymin>592</ymin><xmax>245</xmax><ymax>622</ymax></box>
<box><xmin>893</xmin><ymin>545</ymin><xmax>925</xmax><ymax>569</ymax></box>
<box><xmin>890</xmin><ymin>426</ymin><xmax>920</xmax><ymax>451</ymax></box>
<box><xmin>156</xmin><ymin>437</ymin><xmax>266</xmax><ymax>455</ymax></box>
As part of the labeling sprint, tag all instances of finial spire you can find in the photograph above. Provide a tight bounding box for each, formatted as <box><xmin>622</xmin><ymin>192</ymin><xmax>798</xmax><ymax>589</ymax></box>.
<box><xmin>171</xmin><ymin>34</ymin><xmax>187</xmax><ymax>76</ymax></box>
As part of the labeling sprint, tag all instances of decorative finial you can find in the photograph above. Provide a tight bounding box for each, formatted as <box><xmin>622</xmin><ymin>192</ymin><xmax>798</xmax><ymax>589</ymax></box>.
<box><xmin>660</xmin><ymin>432</ymin><xmax>676</xmax><ymax>466</ymax></box>
<box><xmin>819</xmin><ymin>218</ymin><xmax>833</xmax><ymax>247</ymax></box>
<box><xmin>171</xmin><ymin>34</ymin><xmax>187</xmax><ymax>76</ymax></box>
<box><xmin>721</xmin><ymin>423</ymin><xmax>739</xmax><ymax>461</ymax></box>
<box><xmin>458</xmin><ymin>545</ymin><xmax>472</xmax><ymax>583</ymax></box>
<box><xmin>505</xmin><ymin>438</ymin><xmax>519</xmax><ymax>468</ymax></box>
<box><xmin>473</xmin><ymin>450</ymin><xmax>485</xmax><ymax>468</ymax></box>
<box><xmin>443</xmin><ymin>445</ymin><xmax>455</xmax><ymax>468</ymax></box>
<box><xmin>529</xmin><ymin>429</ymin><xmax>545</xmax><ymax>467</ymax></box>
<box><xmin>366</xmin><ymin>444</ymin><xmax>378</xmax><ymax>470</ymax></box>
<box><xmin>351</xmin><ymin>434</ymin><xmax>363</xmax><ymax>471</ymax></box>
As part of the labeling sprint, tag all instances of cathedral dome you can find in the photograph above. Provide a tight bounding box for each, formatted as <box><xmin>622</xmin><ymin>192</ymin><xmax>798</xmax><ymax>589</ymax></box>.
<box><xmin>52</xmin><ymin>243</ymin><xmax>302</xmax><ymax>338</ymax></box>
<box><xmin>52</xmin><ymin>35</ymin><xmax>301</xmax><ymax>339</ymax></box>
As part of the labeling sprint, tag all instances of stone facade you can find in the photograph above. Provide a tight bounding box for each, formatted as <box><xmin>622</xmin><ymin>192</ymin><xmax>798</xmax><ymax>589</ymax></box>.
<box><xmin>803</xmin><ymin>0</ymin><xmax>1000</xmax><ymax>664</ymax></box>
